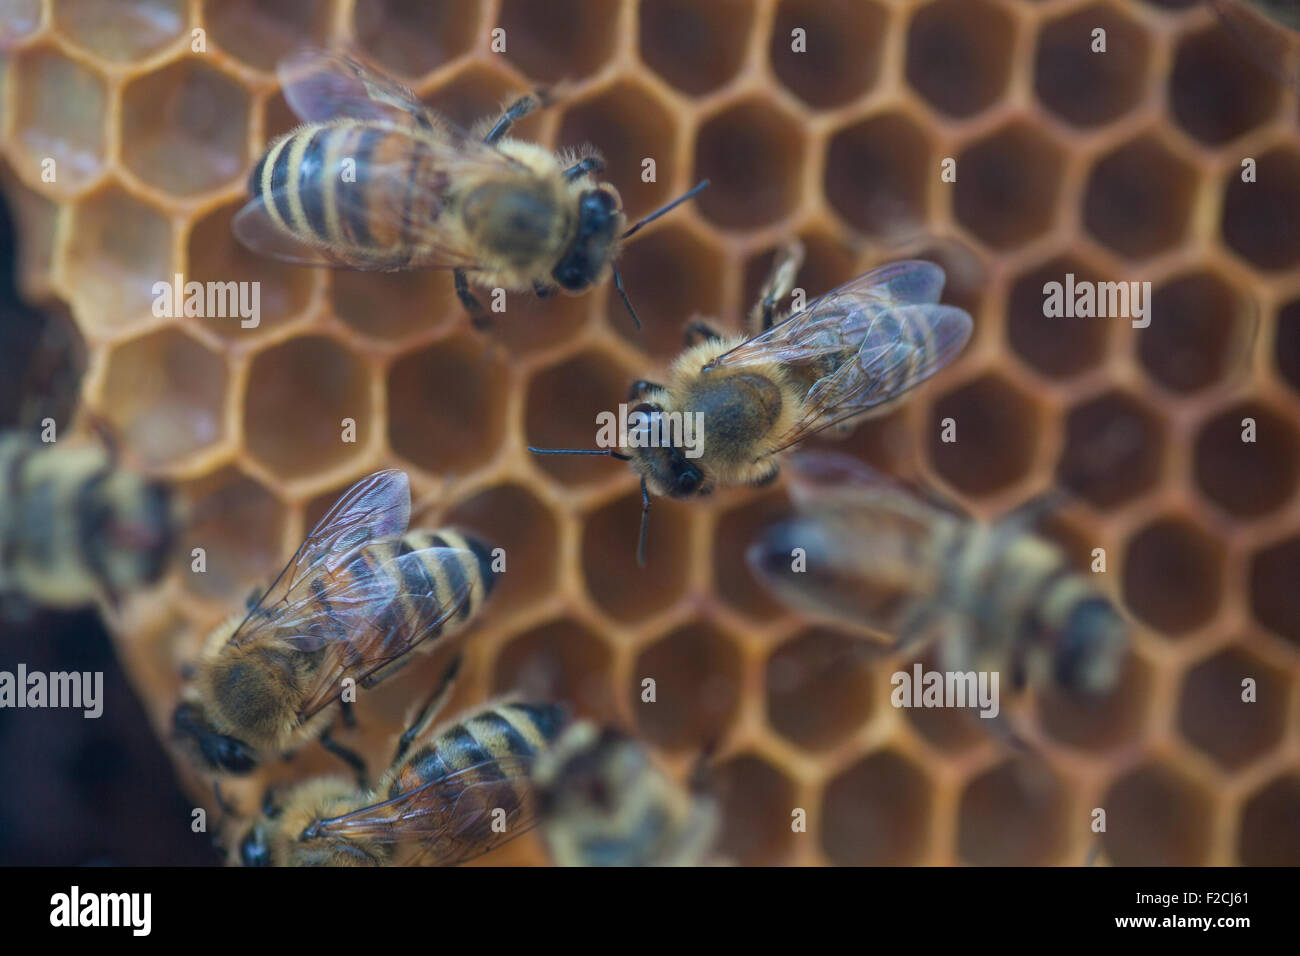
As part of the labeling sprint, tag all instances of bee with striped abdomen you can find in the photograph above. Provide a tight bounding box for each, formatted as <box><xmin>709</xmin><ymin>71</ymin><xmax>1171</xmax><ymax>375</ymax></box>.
<box><xmin>0</xmin><ymin>431</ymin><xmax>173</xmax><ymax>611</ymax></box>
<box><xmin>233</xmin><ymin>699</ymin><xmax>567</xmax><ymax>866</ymax></box>
<box><xmin>747</xmin><ymin>450</ymin><xmax>1129</xmax><ymax>697</ymax></box>
<box><xmin>529</xmin><ymin>243</ymin><xmax>974</xmax><ymax>564</ymax></box>
<box><xmin>234</xmin><ymin>49</ymin><xmax>707</xmax><ymax>329</ymax></box>
<box><xmin>172</xmin><ymin>468</ymin><xmax>498</xmax><ymax>784</ymax></box>
<box><xmin>535</xmin><ymin>722</ymin><xmax>720</xmax><ymax>867</ymax></box>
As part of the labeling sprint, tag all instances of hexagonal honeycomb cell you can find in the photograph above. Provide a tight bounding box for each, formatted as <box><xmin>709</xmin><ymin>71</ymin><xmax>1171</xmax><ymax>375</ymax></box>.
<box><xmin>1035</xmin><ymin>3</ymin><xmax>1150</xmax><ymax>129</ymax></box>
<box><xmin>1</xmin><ymin>0</ymin><xmax>1297</xmax><ymax>870</ymax></box>
<box><xmin>905</xmin><ymin>0</ymin><xmax>1015</xmax><ymax>120</ymax></box>
<box><xmin>953</xmin><ymin>122</ymin><xmax>1064</xmax><ymax>251</ymax></box>
<box><xmin>9</xmin><ymin>45</ymin><xmax>108</xmax><ymax>189</ymax></box>
<box><xmin>120</xmin><ymin>57</ymin><xmax>249</xmax><ymax>196</ymax></box>
<box><xmin>1084</xmin><ymin>135</ymin><xmax>1197</xmax><ymax>261</ymax></box>
<box><xmin>53</xmin><ymin>0</ymin><xmax>187</xmax><ymax>63</ymax></box>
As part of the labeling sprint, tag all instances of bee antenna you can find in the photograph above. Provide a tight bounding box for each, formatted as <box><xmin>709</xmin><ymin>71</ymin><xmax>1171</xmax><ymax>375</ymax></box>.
<box><xmin>527</xmin><ymin>446</ymin><xmax>631</xmax><ymax>461</ymax></box>
<box><xmin>619</xmin><ymin>179</ymin><xmax>710</xmax><ymax>240</ymax></box>
<box><xmin>637</xmin><ymin>476</ymin><xmax>650</xmax><ymax>568</ymax></box>
<box><xmin>611</xmin><ymin>265</ymin><xmax>641</xmax><ymax>331</ymax></box>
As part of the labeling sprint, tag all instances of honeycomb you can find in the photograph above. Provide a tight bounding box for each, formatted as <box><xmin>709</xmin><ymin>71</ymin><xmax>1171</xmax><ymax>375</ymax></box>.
<box><xmin>1</xmin><ymin>0</ymin><xmax>1299</xmax><ymax>867</ymax></box>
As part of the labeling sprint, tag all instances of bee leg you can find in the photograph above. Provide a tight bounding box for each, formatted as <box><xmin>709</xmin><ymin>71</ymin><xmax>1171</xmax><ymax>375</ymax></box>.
<box><xmin>628</xmin><ymin>379</ymin><xmax>665</xmax><ymax>402</ymax></box>
<box><xmin>340</xmin><ymin>698</ymin><xmax>356</xmax><ymax>730</ymax></box>
<box><xmin>749</xmin><ymin>239</ymin><xmax>805</xmax><ymax>332</ymax></box>
<box><xmin>750</xmin><ymin>463</ymin><xmax>780</xmax><ymax>487</ymax></box>
<box><xmin>636</xmin><ymin>476</ymin><xmax>651</xmax><ymax>568</ymax></box>
<box><xmin>319</xmin><ymin>727</ymin><xmax>368</xmax><ymax>789</ymax></box>
<box><xmin>393</xmin><ymin>654</ymin><xmax>463</xmax><ymax>764</ymax></box>
<box><xmin>454</xmin><ymin>268</ymin><xmax>490</xmax><ymax>330</ymax></box>
<box><xmin>683</xmin><ymin>320</ymin><xmax>723</xmax><ymax>347</ymax></box>
<box><xmin>483</xmin><ymin>93</ymin><xmax>543</xmax><ymax>144</ymax></box>
<box><xmin>533</xmin><ymin>280</ymin><xmax>557</xmax><ymax>299</ymax></box>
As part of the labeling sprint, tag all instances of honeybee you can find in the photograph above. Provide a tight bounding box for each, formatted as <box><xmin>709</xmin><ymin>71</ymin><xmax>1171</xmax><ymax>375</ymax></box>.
<box><xmin>747</xmin><ymin>450</ymin><xmax>1129</xmax><ymax>696</ymax></box>
<box><xmin>0</xmin><ymin>432</ymin><xmax>173</xmax><ymax>611</ymax></box>
<box><xmin>233</xmin><ymin>699</ymin><xmax>567</xmax><ymax>866</ymax></box>
<box><xmin>172</xmin><ymin>468</ymin><xmax>498</xmax><ymax>783</ymax></box>
<box><xmin>234</xmin><ymin>49</ymin><xmax>707</xmax><ymax>329</ymax></box>
<box><xmin>534</xmin><ymin>722</ymin><xmax>720</xmax><ymax>867</ymax></box>
<box><xmin>529</xmin><ymin>242</ymin><xmax>974</xmax><ymax>563</ymax></box>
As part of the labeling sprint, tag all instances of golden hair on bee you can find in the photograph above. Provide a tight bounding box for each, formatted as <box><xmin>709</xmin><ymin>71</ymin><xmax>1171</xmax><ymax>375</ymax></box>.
<box><xmin>534</xmin><ymin>721</ymin><xmax>720</xmax><ymax>867</ymax></box>
<box><xmin>529</xmin><ymin>242</ymin><xmax>974</xmax><ymax>565</ymax></box>
<box><xmin>748</xmin><ymin>449</ymin><xmax>1130</xmax><ymax>702</ymax></box>
<box><xmin>231</xmin><ymin>698</ymin><xmax>569</xmax><ymax>867</ymax></box>
<box><xmin>0</xmin><ymin>428</ymin><xmax>174</xmax><ymax>613</ymax></box>
<box><xmin>172</xmin><ymin>469</ymin><xmax>500</xmax><ymax>783</ymax></box>
<box><xmin>234</xmin><ymin>49</ymin><xmax>707</xmax><ymax>330</ymax></box>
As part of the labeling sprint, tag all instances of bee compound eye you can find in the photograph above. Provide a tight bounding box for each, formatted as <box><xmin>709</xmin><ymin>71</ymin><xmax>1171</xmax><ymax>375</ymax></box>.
<box><xmin>215</xmin><ymin>737</ymin><xmax>258</xmax><ymax>774</ymax></box>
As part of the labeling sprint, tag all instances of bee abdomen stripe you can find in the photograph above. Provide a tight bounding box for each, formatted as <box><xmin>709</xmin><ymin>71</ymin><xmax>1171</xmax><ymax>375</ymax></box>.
<box><xmin>466</xmin><ymin>536</ymin><xmax>497</xmax><ymax>598</ymax></box>
<box><xmin>396</xmin><ymin>537</ymin><xmax>444</xmax><ymax>640</ymax></box>
<box><xmin>267</xmin><ymin>136</ymin><xmax>294</xmax><ymax>229</ymax></box>
<box><xmin>249</xmin><ymin>147</ymin><xmax>270</xmax><ymax>201</ymax></box>
<box><xmin>298</xmin><ymin>126</ymin><xmax>330</xmax><ymax>240</ymax></box>
<box><xmin>400</xmin><ymin>746</ymin><xmax>449</xmax><ymax>795</ymax></box>
<box><xmin>340</xmin><ymin>126</ymin><xmax>382</xmax><ymax>247</ymax></box>
<box><xmin>475</xmin><ymin>711</ymin><xmax>536</xmax><ymax>758</ymax></box>
<box><xmin>442</xmin><ymin>724</ymin><xmax>495</xmax><ymax>774</ymax></box>
<box><xmin>309</xmin><ymin>576</ymin><xmax>348</xmax><ymax>641</ymax></box>
<box><xmin>397</xmin><ymin>139</ymin><xmax>423</xmax><ymax>247</ymax></box>
<box><xmin>1017</xmin><ymin>564</ymin><xmax>1073</xmax><ymax>648</ymax></box>
<box><xmin>430</xmin><ymin>534</ymin><xmax>473</xmax><ymax>622</ymax></box>
<box><xmin>360</xmin><ymin>546</ymin><xmax>408</xmax><ymax>650</ymax></box>
<box><xmin>505</xmin><ymin>702</ymin><xmax>566</xmax><ymax>748</ymax></box>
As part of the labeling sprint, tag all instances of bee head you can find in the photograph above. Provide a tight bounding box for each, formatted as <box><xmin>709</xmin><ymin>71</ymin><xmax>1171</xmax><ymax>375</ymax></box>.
<box><xmin>552</xmin><ymin>185</ymin><xmax>622</xmax><ymax>293</ymax></box>
<box><xmin>171</xmin><ymin>700</ymin><xmax>260</xmax><ymax>775</ymax></box>
<box><xmin>625</xmin><ymin>404</ymin><xmax>708</xmax><ymax>499</ymax></box>
<box><xmin>1054</xmin><ymin>598</ymin><xmax>1128</xmax><ymax>695</ymax></box>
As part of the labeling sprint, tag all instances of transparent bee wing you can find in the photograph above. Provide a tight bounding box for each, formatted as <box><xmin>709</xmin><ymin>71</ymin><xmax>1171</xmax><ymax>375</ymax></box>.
<box><xmin>231</xmin><ymin>470</ymin><xmax>411</xmax><ymax>646</ymax></box>
<box><xmin>231</xmin><ymin>196</ymin><xmax>349</xmax><ymax>268</ymax></box>
<box><xmin>236</xmin><ymin>67</ymin><xmax>534</xmax><ymax>272</ymax></box>
<box><xmin>277</xmin><ymin>48</ymin><xmax>531</xmax><ymax>173</ymax></box>
<box><xmin>310</xmin><ymin>754</ymin><xmax>540</xmax><ymax>865</ymax></box>
<box><xmin>286</xmin><ymin>546</ymin><xmax>477</xmax><ymax>721</ymax></box>
<box><xmin>711</xmin><ymin>260</ymin><xmax>950</xmax><ymax>369</ymax></box>
<box><xmin>278</xmin><ymin>49</ymin><xmax>441</xmax><ymax>128</ymax></box>
<box><xmin>752</xmin><ymin>452</ymin><xmax>957</xmax><ymax>639</ymax></box>
<box><xmin>766</xmin><ymin>303</ymin><xmax>973</xmax><ymax>452</ymax></box>
<box><xmin>786</xmin><ymin>450</ymin><xmax>969</xmax><ymax>521</ymax></box>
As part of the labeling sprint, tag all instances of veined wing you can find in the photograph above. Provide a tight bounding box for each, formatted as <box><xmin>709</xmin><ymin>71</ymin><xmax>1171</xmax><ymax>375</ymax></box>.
<box><xmin>230</xmin><ymin>469</ymin><xmax>410</xmax><ymax>647</ymax></box>
<box><xmin>308</xmin><ymin>754</ymin><xmax>540</xmax><ymax>865</ymax></box>
<box><xmin>234</xmin><ymin>49</ymin><xmax>533</xmax><ymax>269</ymax></box>
<box><xmin>708</xmin><ymin>260</ymin><xmax>950</xmax><ymax>369</ymax></box>
<box><xmin>286</xmin><ymin>545</ymin><xmax>477</xmax><ymax>721</ymax></box>
<box><xmin>767</xmin><ymin>302</ymin><xmax>972</xmax><ymax>453</ymax></box>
